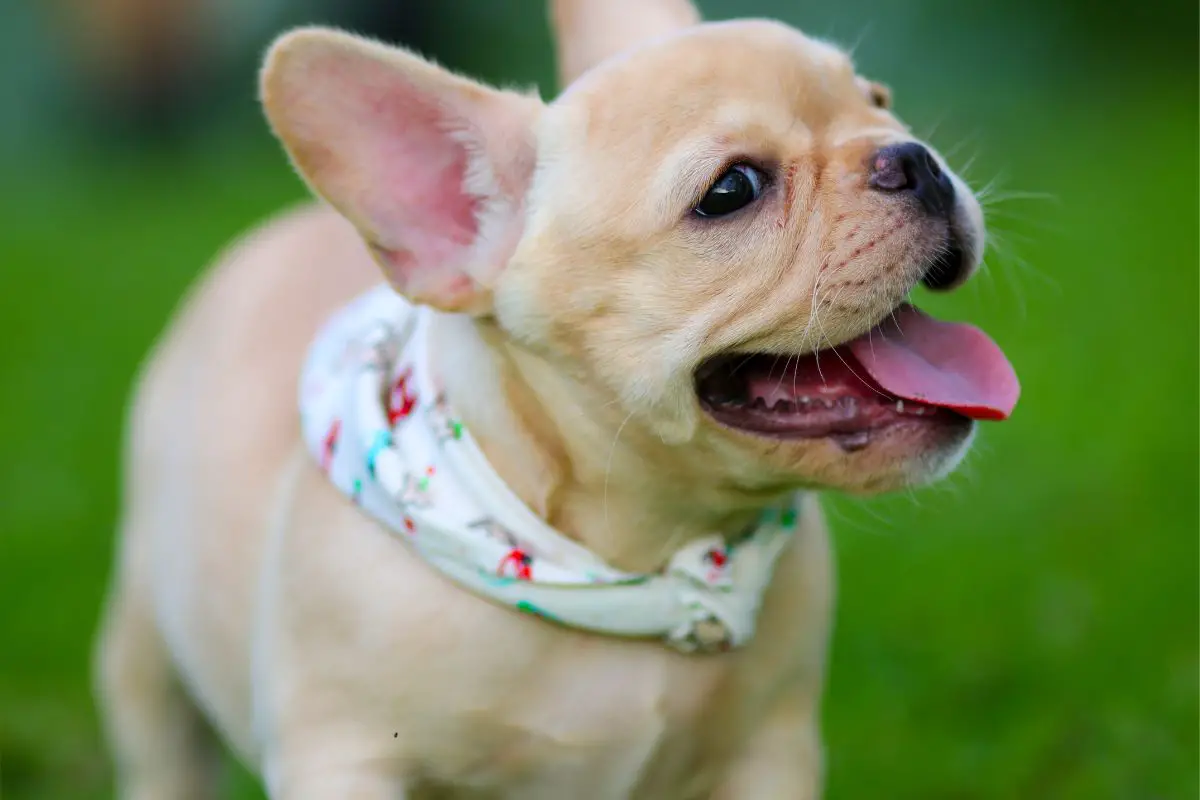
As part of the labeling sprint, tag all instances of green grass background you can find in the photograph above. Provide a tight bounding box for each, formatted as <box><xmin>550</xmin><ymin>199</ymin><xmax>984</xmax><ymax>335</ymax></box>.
<box><xmin>1</xmin><ymin>0</ymin><xmax>1196</xmax><ymax>797</ymax></box>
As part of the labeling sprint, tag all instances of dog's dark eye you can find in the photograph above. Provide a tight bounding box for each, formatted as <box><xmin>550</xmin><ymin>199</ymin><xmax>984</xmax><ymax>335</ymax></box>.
<box><xmin>866</xmin><ymin>82</ymin><xmax>892</xmax><ymax>109</ymax></box>
<box><xmin>695</xmin><ymin>164</ymin><xmax>764</xmax><ymax>217</ymax></box>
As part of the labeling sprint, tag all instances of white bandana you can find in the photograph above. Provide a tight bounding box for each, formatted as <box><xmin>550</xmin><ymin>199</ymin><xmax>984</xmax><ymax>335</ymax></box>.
<box><xmin>299</xmin><ymin>285</ymin><xmax>799</xmax><ymax>654</ymax></box>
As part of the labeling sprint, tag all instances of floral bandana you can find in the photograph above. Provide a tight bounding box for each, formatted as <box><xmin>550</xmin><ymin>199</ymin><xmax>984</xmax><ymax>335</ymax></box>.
<box><xmin>299</xmin><ymin>285</ymin><xmax>800</xmax><ymax>654</ymax></box>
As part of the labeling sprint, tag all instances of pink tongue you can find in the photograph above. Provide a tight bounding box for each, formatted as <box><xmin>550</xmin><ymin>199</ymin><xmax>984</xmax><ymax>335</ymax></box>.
<box><xmin>848</xmin><ymin>305</ymin><xmax>1020</xmax><ymax>421</ymax></box>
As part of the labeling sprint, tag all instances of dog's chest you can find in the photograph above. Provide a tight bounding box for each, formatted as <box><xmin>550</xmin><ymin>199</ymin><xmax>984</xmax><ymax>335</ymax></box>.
<box><xmin>422</xmin><ymin>645</ymin><xmax>768</xmax><ymax>798</ymax></box>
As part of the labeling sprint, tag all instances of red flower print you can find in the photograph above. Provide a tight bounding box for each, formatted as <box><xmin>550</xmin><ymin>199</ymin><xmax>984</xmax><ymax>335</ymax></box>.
<box><xmin>498</xmin><ymin>548</ymin><xmax>533</xmax><ymax>581</ymax></box>
<box><xmin>387</xmin><ymin>366</ymin><xmax>419</xmax><ymax>426</ymax></box>
<box><xmin>321</xmin><ymin>419</ymin><xmax>341</xmax><ymax>472</ymax></box>
<box><xmin>703</xmin><ymin>547</ymin><xmax>730</xmax><ymax>584</ymax></box>
<box><xmin>704</xmin><ymin>548</ymin><xmax>728</xmax><ymax>568</ymax></box>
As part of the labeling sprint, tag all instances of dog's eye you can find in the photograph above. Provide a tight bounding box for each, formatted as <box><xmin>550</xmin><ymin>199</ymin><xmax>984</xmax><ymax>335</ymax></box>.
<box><xmin>866</xmin><ymin>82</ymin><xmax>892</xmax><ymax>109</ymax></box>
<box><xmin>695</xmin><ymin>164</ymin><xmax>764</xmax><ymax>217</ymax></box>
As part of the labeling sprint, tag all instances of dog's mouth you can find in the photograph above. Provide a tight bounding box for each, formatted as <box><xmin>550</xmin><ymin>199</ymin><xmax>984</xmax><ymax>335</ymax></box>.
<box><xmin>695</xmin><ymin>304</ymin><xmax>1019</xmax><ymax>447</ymax></box>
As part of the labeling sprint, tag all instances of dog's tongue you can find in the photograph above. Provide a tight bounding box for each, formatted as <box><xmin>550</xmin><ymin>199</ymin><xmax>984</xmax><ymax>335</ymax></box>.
<box><xmin>848</xmin><ymin>305</ymin><xmax>1019</xmax><ymax>420</ymax></box>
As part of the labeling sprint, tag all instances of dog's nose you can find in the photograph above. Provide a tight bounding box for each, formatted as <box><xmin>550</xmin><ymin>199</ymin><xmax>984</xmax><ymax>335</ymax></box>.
<box><xmin>868</xmin><ymin>142</ymin><xmax>955</xmax><ymax>217</ymax></box>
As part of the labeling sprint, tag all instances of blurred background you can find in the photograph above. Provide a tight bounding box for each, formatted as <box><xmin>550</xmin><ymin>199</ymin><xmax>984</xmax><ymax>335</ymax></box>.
<box><xmin>1</xmin><ymin>0</ymin><xmax>1195</xmax><ymax>797</ymax></box>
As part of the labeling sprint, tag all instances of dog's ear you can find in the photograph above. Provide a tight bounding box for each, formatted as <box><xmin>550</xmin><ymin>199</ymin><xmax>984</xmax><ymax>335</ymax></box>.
<box><xmin>260</xmin><ymin>28</ymin><xmax>542</xmax><ymax>313</ymax></box>
<box><xmin>550</xmin><ymin>0</ymin><xmax>700</xmax><ymax>88</ymax></box>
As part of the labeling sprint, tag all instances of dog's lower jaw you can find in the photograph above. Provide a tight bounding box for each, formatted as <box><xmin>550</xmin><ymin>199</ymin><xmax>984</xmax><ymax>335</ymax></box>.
<box><xmin>429</xmin><ymin>313</ymin><xmax>805</xmax><ymax>574</ymax></box>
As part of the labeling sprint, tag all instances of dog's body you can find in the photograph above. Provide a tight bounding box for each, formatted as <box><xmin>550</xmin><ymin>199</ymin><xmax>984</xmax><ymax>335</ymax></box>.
<box><xmin>96</xmin><ymin>2</ymin><xmax>1016</xmax><ymax>797</ymax></box>
<box><xmin>101</xmin><ymin>204</ymin><xmax>831</xmax><ymax>798</ymax></box>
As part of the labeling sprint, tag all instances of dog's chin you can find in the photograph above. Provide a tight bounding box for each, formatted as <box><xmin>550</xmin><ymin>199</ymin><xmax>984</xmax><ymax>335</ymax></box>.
<box><xmin>693</xmin><ymin>346</ymin><xmax>976</xmax><ymax>494</ymax></box>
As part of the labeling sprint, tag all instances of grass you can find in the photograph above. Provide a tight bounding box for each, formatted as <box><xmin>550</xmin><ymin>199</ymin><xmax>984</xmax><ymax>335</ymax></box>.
<box><xmin>0</xmin><ymin>76</ymin><xmax>1195</xmax><ymax>800</ymax></box>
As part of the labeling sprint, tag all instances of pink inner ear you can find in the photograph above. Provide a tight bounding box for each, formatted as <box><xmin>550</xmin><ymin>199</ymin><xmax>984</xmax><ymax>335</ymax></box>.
<box><xmin>365</xmin><ymin>87</ymin><xmax>482</xmax><ymax>271</ymax></box>
<box><xmin>269</xmin><ymin>38</ymin><xmax>537</xmax><ymax>311</ymax></box>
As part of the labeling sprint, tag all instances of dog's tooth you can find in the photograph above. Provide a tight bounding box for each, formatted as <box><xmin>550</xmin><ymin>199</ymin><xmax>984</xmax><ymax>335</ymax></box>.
<box><xmin>751</xmin><ymin>397</ymin><xmax>767</xmax><ymax>410</ymax></box>
<box><xmin>798</xmin><ymin>396</ymin><xmax>811</xmax><ymax>406</ymax></box>
<box><xmin>844</xmin><ymin>397</ymin><xmax>858</xmax><ymax>414</ymax></box>
<box><xmin>895</xmin><ymin>400</ymin><xmax>905</xmax><ymax>413</ymax></box>
<box><xmin>913</xmin><ymin>406</ymin><xmax>925</xmax><ymax>415</ymax></box>
<box><xmin>773</xmin><ymin>399</ymin><xmax>793</xmax><ymax>412</ymax></box>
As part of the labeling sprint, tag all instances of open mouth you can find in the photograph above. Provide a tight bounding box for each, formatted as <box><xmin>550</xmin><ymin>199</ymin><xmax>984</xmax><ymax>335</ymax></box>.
<box><xmin>695</xmin><ymin>305</ymin><xmax>1019</xmax><ymax>447</ymax></box>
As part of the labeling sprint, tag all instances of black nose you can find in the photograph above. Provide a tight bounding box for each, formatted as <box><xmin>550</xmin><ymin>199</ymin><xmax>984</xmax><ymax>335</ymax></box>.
<box><xmin>868</xmin><ymin>142</ymin><xmax>955</xmax><ymax>216</ymax></box>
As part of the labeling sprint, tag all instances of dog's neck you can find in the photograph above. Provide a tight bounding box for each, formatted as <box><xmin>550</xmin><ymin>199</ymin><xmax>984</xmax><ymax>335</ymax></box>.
<box><xmin>430</xmin><ymin>313</ymin><xmax>789</xmax><ymax>574</ymax></box>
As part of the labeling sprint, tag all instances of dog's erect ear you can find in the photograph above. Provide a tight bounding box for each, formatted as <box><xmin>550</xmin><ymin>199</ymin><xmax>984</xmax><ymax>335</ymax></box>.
<box><xmin>260</xmin><ymin>28</ymin><xmax>543</xmax><ymax>313</ymax></box>
<box><xmin>549</xmin><ymin>0</ymin><xmax>700</xmax><ymax>88</ymax></box>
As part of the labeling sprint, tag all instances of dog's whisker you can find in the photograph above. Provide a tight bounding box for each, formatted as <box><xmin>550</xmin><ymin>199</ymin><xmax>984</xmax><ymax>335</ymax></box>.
<box><xmin>811</xmin><ymin>290</ymin><xmax>890</xmax><ymax>401</ymax></box>
<box><xmin>979</xmin><ymin>189</ymin><xmax>1060</xmax><ymax>206</ymax></box>
<box><xmin>602</xmin><ymin>410</ymin><xmax>637</xmax><ymax>556</ymax></box>
<box><xmin>984</xmin><ymin>250</ymin><xmax>1031</xmax><ymax>323</ymax></box>
<box><xmin>958</xmin><ymin>152</ymin><xmax>982</xmax><ymax>182</ymax></box>
<box><xmin>887</xmin><ymin>293</ymin><xmax>905</xmax><ymax>339</ymax></box>
<box><xmin>806</xmin><ymin>288</ymin><xmax>845</xmax><ymax>385</ymax></box>
<box><xmin>941</xmin><ymin>133</ymin><xmax>980</xmax><ymax>163</ymax></box>
<box><xmin>843</xmin><ymin>20</ymin><xmax>875</xmax><ymax>59</ymax></box>
<box><xmin>768</xmin><ymin>353</ymin><xmax>785</xmax><ymax>395</ymax></box>
<box><xmin>988</xmin><ymin>230</ymin><xmax>1059</xmax><ymax>300</ymax></box>
<box><xmin>803</xmin><ymin>273</ymin><xmax>833</xmax><ymax>383</ymax></box>
<box><xmin>728</xmin><ymin>353</ymin><xmax>760</xmax><ymax>378</ymax></box>
<box><xmin>770</xmin><ymin>352</ymin><xmax>790</xmax><ymax>397</ymax></box>
<box><xmin>824</xmin><ymin>498</ymin><xmax>898</xmax><ymax>535</ymax></box>
<box><xmin>901</xmin><ymin>486</ymin><xmax>926</xmax><ymax>510</ymax></box>
<box><xmin>920</xmin><ymin>113</ymin><xmax>948</xmax><ymax>144</ymax></box>
<box><xmin>975</xmin><ymin>171</ymin><xmax>1062</xmax><ymax>211</ymax></box>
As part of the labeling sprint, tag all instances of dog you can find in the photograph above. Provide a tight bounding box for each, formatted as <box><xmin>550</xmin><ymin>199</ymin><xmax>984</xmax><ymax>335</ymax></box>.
<box><xmin>93</xmin><ymin>0</ymin><xmax>1019</xmax><ymax>797</ymax></box>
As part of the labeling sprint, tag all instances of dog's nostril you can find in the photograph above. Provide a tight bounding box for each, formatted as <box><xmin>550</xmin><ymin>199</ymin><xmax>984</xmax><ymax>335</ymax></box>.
<box><xmin>868</xmin><ymin>142</ymin><xmax>955</xmax><ymax>217</ymax></box>
<box><xmin>869</xmin><ymin>152</ymin><xmax>908</xmax><ymax>192</ymax></box>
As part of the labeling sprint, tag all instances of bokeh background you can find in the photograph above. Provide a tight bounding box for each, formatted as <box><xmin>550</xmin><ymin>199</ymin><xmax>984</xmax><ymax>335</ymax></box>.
<box><xmin>1</xmin><ymin>0</ymin><xmax>1196</xmax><ymax>797</ymax></box>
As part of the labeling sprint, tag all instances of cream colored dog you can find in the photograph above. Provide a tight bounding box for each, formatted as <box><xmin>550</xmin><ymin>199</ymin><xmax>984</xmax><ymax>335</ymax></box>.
<box><xmin>94</xmin><ymin>1</ymin><xmax>1020</xmax><ymax>797</ymax></box>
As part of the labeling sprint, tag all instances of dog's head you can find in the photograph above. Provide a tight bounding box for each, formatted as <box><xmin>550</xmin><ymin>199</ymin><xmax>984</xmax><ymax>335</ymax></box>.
<box><xmin>260</xmin><ymin>3</ymin><xmax>1018</xmax><ymax>500</ymax></box>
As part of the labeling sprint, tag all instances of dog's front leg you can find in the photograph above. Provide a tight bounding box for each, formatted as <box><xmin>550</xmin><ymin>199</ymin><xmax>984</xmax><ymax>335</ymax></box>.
<box><xmin>264</xmin><ymin>760</ymin><xmax>406</xmax><ymax>800</ymax></box>
<box><xmin>252</xmin><ymin>455</ymin><xmax>425</xmax><ymax>800</ymax></box>
<box><xmin>709</xmin><ymin>684</ymin><xmax>824</xmax><ymax>800</ymax></box>
<box><xmin>257</xmin><ymin>676</ymin><xmax>410</xmax><ymax>799</ymax></box>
